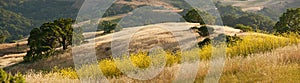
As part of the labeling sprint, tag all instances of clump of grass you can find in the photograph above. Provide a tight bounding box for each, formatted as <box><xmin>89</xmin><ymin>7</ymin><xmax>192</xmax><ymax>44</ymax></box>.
<box><xmin>52</xmin><ymin>66</ymin><xmax>78</xmax><ymax>79</ymax></box>
<box><xmin>0</xmin><ymin>69</ymin><xmax>25</xmax><ymax>83</ymax></box>
<box><xmin>99</xmin><ymin>59</ymin><xmax>121</xmax><ymax>77</ymax></box>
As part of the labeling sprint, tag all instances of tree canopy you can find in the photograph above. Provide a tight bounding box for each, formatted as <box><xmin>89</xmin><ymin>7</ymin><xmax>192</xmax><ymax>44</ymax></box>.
<box><xmin>274</xmin><ymin>8</ymin><xmax>300</xmax><ymax>33</ymax></box>
<box><xmin>98</xmin><ymin>21</ymin><xmax>117</xmax><ymax>35</ymax></box>
<box><xmin>25</xmin><ymin>18</ymin><xmax>83</xmax><ymax>62</ymax></box>
<box><xmin>183</xmin><ymin>8</ymin><xmax>216</xmax><ymax>25</ymax></box>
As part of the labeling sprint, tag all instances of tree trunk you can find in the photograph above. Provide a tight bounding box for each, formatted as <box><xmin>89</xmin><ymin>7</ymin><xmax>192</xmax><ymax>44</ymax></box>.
<box><xmin>62</xmin><ymin>38</ymin><xmax>67</xmax><ymax>50</ymax></box>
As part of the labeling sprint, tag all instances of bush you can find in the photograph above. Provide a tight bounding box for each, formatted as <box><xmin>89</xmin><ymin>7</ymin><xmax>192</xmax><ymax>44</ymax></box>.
<box><xmin>198</xmin><ymin>38</ymin><xmax>211</xmax><ymax>48</ymax></box>
<box><xmin>193</xmin><ymin>26</ymin><xmax>215</xmax><ymax>37</ymax></box>
<box><xmin>198</xmin><ymin>35</ymin><xmax>242</xmax><ymax>48</ymax></box>
<box><xmin>183</xmin><ymin>8</ymin><xmax>216</xmax><ymax>25</ymax></box>
<box><xmin>226</xmin><ymin>35</ymin><xmax>242</xmax><ymax>46</ymax></box>
<box><xmin>98</xmin><ymin>21</ymin><xmax>117</xmax><ymax>35</ymax></box>
<box><xmin>0</xmin><ymin>69</ymin><xmax>25</xmax><ymax>83</ymax></box>
<box><xmin>234</xmin><ymin>24</ymin><xmax>253</xmax><ymax>32</ymax></box>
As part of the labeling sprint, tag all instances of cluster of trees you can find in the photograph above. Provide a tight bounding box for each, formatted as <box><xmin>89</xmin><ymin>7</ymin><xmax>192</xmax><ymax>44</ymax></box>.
<box><xmin>0</xmin><ymin>8</ymin><xmax>33</xmax><ymax>43</ymax></box>
<box><xmin>215</xmin><ymin>3</ymin><xmax>276</xmax><ymax>32</ymax></box>
<box><xmin>183</xmin><ymin>8</ymin><xmax>216</xmax><ymax>25</ymax></box>
<box><xmin>25</xmin><ymin>18</ymin><xmax>83</xmax><ymax>62</ymax></box>
<box><xmin>182</xmin><ymin>2</ymin><xmax>276</xmax><ymax>32</ymax></box>
<box><xmin>0</xmin><ymin>0</ymin><xmax>138</xmax><ymax>43</ymax></box>
<box><xmin>103</xmin><ymin>4</ymin><xmax>135</xmax><ymax>17</ymax></box>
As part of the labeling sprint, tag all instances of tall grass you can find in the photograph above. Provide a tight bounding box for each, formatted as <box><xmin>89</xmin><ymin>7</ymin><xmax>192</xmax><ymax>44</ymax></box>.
<box><xmin>24</xmin><ymin>44</ymin><xmax>300</xmax><ymax>83</ymax></box>
<box><xmin>24</xmin><ymin>32</ymin><xmax>300</xmax><ymax>82</ymax></box>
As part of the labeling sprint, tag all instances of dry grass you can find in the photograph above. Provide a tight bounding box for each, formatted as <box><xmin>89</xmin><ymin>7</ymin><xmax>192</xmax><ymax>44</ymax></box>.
<box><xmin>5</xmin><ymin>49</ymin><xmax>74</xmax><ymax>73</ymax></box>
<box><xmin>22</xmin><ymin>44</ymin><xmax>300</xmax><ymax>83</ymax></box>
<box><xmin>116</xmin><ymin>0</ymin><xmax>179</xmax><ymax>10</ymax></box>
<box><xmin>20</xmin><ymin>32</ymin><xmax>300</xmax><ymax>82</ymax></box>
<box><xmin>0</xmin><ymin>41</ymin><xmax>28</xmax><ymax>55</ymax></box>
<box><xmin>2</xmin><ymin>22</ymin><xmax>299</xmax><ymax>82</ymax></box>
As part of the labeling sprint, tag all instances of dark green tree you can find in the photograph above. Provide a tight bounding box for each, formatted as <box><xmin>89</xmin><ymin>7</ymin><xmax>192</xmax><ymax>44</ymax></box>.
<box><xmin>98</xmin><ymin>21</ymin><xmax>117</xmax><ymax>34</ymax></box>
<box><xmin>274</xmin><ymin>8</ymin><xmax>300</xmax><ymax>33</ymax></box>
<box><xmin>25</xmin><ymin>18</ymin><xmax>83</xmax><ymax>62</ymax></box>
<box><xmin>183</xmin><ymin>8</ymin><xmax>216</xmax><ymax>25</ymax></box>
<box><xmin>198</xmin><ymin>26</ymin><xmax>215</xmax><ymax>37</ymax></box>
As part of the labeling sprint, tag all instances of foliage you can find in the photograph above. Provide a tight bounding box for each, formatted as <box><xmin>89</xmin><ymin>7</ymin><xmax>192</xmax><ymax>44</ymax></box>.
<box><xmin>0</xmin><ymin>35</ymin><xmax>7</xmax><ymax>43</ymax></box>
<box><xmin>237</xmin><ymin>13</ymin><xmax>276</xmax><ymax>31</ymax></box>
<box><xmin>0</xmin><ymin>0</ymin><xmax>137</xmax><ymax>42</ymax></box>
<box><xmin>25</xmin><ymin>18</ymin><xmax>84</xmax><ymax>62</ymax></box>
<box><xmin>221</xmin><ymin>14</ymin><xmax>239</xmax><ymax>27</ymax></box>
<box><xmin>258</xmin><ymin>7</ymin><xmax>282</xmax><ymax>21</ymax></box>
<box><xmin>0</xmin><ymin>8</ymin><xmax>33</xmax><ymax>42</ymax></box>
<box><xmin>191</xmin><ymin>26</ymin><xmax>215</xmax><ymax>37</ymax></box>
<box><xmin>103</xmin><ymin>4</ymin><xmax>135</xmax><ymax>17</ymax></box>
<box><xmin>198</xmin><ymin>38</ymin><xmax>211</xmax><ymax>48</ymax></box>
<box><xmin>274</xmin><ymin>8</ymin><xmax>300</xmax><ymax>33</ymax></box>
<box><xmin>226</xmin><ymin>35</ymin><xmax>242</xmax><ymax>46</ymax></box>
<box><xmin>215</xmin><ymin>2</ymin><xmax>245</xmax><ymax>16</ymax></box>
<box><xmin>215</xmin><ymin>3</ymin><xmax>276</xmax><ymax>32</ymax></box>
<box><xmin>98</xmin><ymin>21</ymin><xmax>117</xmax><ymax>34</ymax></box>
<box><xmin>183</xmin><ymin>8</ymin><xmax>216</xmax><ymax>25</ymax></box>
<box><xmin>198</xmin><ymin>35</ymin><xmax>242</xmax><ymax>48</ymax></box>
<box><xmin>234</xmin><ymin>24</ymin><xmax>253</xmax><ymax>32</ymax></box>
<box><xmin>0</xmin><ymin>69</ymin><xmax>25</xmax><ymax>83</ymax></box>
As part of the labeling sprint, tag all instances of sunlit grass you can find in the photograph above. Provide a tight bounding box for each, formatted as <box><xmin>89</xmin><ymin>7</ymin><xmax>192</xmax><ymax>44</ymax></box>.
<box><xmin>24</xmin><ymin>32</ymin><xmax>300</xmax><ymax>82</ymax></box>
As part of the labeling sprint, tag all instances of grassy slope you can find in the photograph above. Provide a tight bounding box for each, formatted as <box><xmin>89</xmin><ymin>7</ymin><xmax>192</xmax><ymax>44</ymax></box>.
<box><xmin>1</xmin><ymin>22</ymin><xmax>299</xmax><ymax>82</ymax></box>
<box><xmin>3</xmin><ymin>22</ymin><xmax>290</xmax><ymax>72</ymax></box>
<box><xmin>22</xmin><ymin>43</ymin><xmax>300</xmax><ymax>83</ymax></box>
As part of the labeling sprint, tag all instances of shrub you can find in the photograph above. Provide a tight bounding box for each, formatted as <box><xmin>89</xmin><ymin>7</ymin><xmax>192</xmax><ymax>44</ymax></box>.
<box><xmin>0</xmin><ymin>69</ymin><xmax>25</xmax><ymax>83</ymax></box>
<box><xmin>197</xmin><ymin>26</ymin><xmax>215</xmax><ymax>37</ymax></box>
<box><xmin>183</xmin><ymin>8</ymin><xmax>216</xmax><ymax>25</ymax></box>
<box><xmin>198</xmin><ymin>38</ymin><xmax>211</xmax><ymax>48</ymax></box>
<box><xmin>226</xmin><ymin>35</ymin><xmax>242</xmax><ymax>46</ymax></box>
<box><xmin>98</xmin><ymin>21</ymin><xmax>117</xmax><ymax>35</ymax></box>
<box><xmin>234</xmin><ymin>24</ymin><xmax>253</xmax><ymax>32</ymax></box>
<box><xmin>198</xmin><ymin>35</ymin><xmax>242</xmax><ymax>48</ymax></box>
